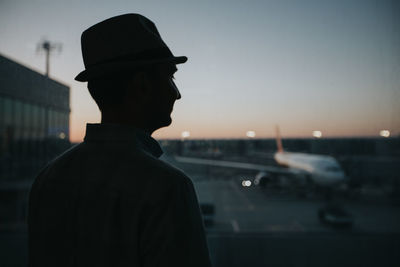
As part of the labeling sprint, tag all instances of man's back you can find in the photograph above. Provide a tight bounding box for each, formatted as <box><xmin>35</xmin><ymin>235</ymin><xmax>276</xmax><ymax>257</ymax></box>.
<box><xmin>28</xmin><ymin>124</ymin><xmax>211</xmax><ymax>266</ymax></box>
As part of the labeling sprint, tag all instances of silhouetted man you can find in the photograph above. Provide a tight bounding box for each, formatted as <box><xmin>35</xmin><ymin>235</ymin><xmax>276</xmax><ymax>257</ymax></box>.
<box><xmin>28</xmin><ymin>14</ymin><xmax>211</xmax><ymax>267</ymax></box>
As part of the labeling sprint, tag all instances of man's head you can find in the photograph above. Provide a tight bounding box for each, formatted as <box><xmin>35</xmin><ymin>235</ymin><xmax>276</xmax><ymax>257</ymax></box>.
<box><xmin>87</xmin><ymin>63</ymin><xmax>180</xmax><ymax>132</ymax></box>
<box><xmin>75</xmin><ymin>14</ymin><xmax>186</xmax><ymax>133</ymax></box>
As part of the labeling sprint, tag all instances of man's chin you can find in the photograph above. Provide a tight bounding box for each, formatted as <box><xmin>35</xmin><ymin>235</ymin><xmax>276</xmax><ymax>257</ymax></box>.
<box><xmin>163</xmin><ymin>117</ymin><xmax>172</xmax><ymax>127</ymax></box>
<box><xmin>152</xmin><ymin>116</ymin><xmax>172</xmax><ymax>132</ymax></box>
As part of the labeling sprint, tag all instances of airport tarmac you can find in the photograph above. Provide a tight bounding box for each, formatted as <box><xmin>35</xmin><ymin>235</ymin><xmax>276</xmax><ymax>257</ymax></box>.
<box><xmin>164</xmin><ymin>154</ymin><xmax>400</xmax><ymax>234</ymax></box>
<box><xmin>193</xmin><ymin>176</ymin><xmax>400</xmax><ymax>235</ymax></box>
<box><xmin>164</xmin><ymin>154</ymin><xmax>400</xmax><ymax>266</ymax></box>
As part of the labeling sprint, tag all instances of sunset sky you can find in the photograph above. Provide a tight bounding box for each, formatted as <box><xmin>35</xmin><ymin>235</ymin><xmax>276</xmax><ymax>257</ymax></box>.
<box><xmin>1</xmin><ymin>0</ymin><xmax>399</xmax><ymax>142</ymax></box>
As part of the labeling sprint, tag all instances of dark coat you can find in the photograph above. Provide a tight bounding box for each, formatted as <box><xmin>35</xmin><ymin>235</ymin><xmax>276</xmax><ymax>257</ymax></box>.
<box><xmin>28</xmin><ymin>123</ymin><xmax>211</xmax><ymax>267</ymax></box>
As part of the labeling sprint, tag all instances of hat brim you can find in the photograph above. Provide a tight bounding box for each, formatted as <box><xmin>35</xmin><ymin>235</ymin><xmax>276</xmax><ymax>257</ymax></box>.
<box><xmin>74</xmin><ymin>56</ymin><xmax>187</xmax><ymax>82</ymax></box>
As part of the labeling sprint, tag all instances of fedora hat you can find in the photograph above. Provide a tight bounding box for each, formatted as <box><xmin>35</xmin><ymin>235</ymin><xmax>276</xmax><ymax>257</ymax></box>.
<box><xmin>75</xmin><ymin>13</ymin><xmax>187</xmax><ymax>82</ymax></box>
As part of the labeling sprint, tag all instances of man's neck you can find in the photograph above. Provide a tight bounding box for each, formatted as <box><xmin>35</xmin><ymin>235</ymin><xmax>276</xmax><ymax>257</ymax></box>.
<box><xmin>100</xmin><ymin>114</ymin><xmax>155</xmax><ymax>135</ymax></box>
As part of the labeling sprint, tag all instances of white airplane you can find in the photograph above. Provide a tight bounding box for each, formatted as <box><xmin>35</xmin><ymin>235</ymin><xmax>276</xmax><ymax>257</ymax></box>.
<box><xmin>272</xmin><ymin>127</ymin><xmax>346</xmax><ymax>187</ymax></box>
<box><xmin>174</xmin><ymin>127</ymin><xmax>347</xmax><ymax>189</ymax></box>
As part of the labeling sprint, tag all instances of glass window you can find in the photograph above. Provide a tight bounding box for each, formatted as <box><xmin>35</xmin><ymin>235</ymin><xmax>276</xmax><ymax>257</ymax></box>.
<box><xmin>0</xmin><ymin>96</ymin><xmax>4</xmax><ymax>155</ymax></box>
<box><xmin>59</xmin><ymin>112</ymin><xmax>69</xmax><ymax>140</ymax></box>
<box><xmin>1</xmin><ymin>2</ymin><xmax>399</xmax><ymax>266</ymax></box>
<box><xmin>38</xmin><ymin>106</ymin><xmax>45</xmax><ymax>139</ymax></box>
<box><xmin>22</xmin><ymin>102</ymin><xmax>32</xmax><ymax>140</ymax></box>
<box><xmin>56</xmin><ymin>110</ymin><xmax>62</xmax><ymax>136</ymax></box>
<box><xmin>30</xmin><ymin>105</ymin><xmax>38</xmax><ymax>139</ymax></box>
<box><xmin>51</xmin><ymin>109</ymin><xmax>57</xmax><ymax>137</ymax></box>
<box><xmin>64</xmin><ymin>112</ymin><xmax>70</xmax><ymax>138</ymax></box>
<box><xmin>2</xmin><ymin>98</ymin><xmax>14</xmax><ymax>157</ymax></box>
<box><xmin>47</xmin><ymin>109</ymin><xmax>53</xmax><ymax>137</ymax></box>
<box><xmin>13</xmin><ymin>100</ymin><xmax>22</xmax><ymax>140</ymax></box>
<box><xmin>14</xmin><ymin>100</ymin><xmax>22</xmax><ymax>127</ymax></box>
<box><xmin>0</xmin><ymin>96</ymin><xmax>4</xmax><ymax>126</ymax></box>
<box><xmin>4</xmin><ymin>97</ymin><xmax>13</xmax><ymax>126</ymax></box>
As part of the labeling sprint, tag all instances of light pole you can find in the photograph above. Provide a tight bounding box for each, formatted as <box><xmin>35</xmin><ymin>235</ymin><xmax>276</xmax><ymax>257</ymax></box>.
<box><xmin>37</xmin><ymin>39</ymin><xmax>62</xmax><ymax>77</ymax></box>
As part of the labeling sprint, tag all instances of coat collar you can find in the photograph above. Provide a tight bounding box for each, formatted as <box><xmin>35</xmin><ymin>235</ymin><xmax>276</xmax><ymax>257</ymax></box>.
<box><xmin>83</xmin><ymin>123</ymin><xmax>163</xmax><ymax>158</ymax></box>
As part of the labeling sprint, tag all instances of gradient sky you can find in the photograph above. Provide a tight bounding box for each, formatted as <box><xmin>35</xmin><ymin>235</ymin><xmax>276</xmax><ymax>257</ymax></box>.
<box><xmin>1</xmin><ymin>0</ymin><xmax>399</xmax><ymax>141</ymax></box>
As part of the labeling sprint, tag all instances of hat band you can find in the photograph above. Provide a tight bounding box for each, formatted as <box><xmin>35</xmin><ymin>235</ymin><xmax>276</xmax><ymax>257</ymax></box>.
<box><xmin>86</xmin><ymin>46</ymin><xmax>174</xmax><ymax>69</ymax></box>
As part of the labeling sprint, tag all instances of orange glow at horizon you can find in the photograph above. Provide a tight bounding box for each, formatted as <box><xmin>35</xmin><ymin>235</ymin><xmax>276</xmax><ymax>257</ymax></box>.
<box><xmin>69</xmin><ymin>119</ymin><xmax>397</xmax><ymax>143</ymax></box>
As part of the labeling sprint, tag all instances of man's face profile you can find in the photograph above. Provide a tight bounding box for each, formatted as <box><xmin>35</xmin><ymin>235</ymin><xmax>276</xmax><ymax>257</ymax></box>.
<box><xmin>127</xmin><ymin>63</ymin><xmax>181</xmax><ymax>132</ymax></box>
<box><xmin>150</xmin><ymin>63</ymin><xmax>181</xmax><ymax>128</ymax></box>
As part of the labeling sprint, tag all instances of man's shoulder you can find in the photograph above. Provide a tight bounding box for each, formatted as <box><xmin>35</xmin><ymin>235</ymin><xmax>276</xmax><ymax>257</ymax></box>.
<box><xmin>133</xmin><ymin>154</ymin><xmax>195</xmax><ymax>204</ymax></box>
<box><xmin>133</xmin><ymin>151</ymin><xmax>192</xmax><ymax>186</ymax></box>
<box><xmin>35</xmin><ymin>141</ymin><xmax>193</xmax><ymax>196</ymax></box>
<box><xmin>38</xmin><ymin>143</ymin><xmax>84</xmax><ymax>175</ymax></box>
<box><xmin>53</xmin><ymin>142</ymin><xmax>85</xmax><ymax>161</ymax></box>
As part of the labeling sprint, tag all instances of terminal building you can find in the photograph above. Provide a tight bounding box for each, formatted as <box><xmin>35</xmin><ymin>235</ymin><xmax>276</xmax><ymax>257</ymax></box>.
<box><xmin>0</xmin><ymin>54</ymin><xmax>70</xmax><ymax>223</ymax></box>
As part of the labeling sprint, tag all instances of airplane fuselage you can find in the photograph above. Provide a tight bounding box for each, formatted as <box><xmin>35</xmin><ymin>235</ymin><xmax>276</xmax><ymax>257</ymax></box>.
<box><xmin>274</xmin><ymin>152</ymin><xmax>346</xmax><ymax>187</ymax></box>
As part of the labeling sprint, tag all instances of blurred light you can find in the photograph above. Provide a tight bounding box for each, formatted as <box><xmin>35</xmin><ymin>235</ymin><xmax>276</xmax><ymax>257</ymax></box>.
<box><xmin>246</xmin><ymin>131</ymin><xmax>256</xmax><ymax>138</ymax></box>
<box><xmin>241</xmin><ymin>180</ymin><xmax>252</xmax><ymax>187</ymax></box>
<box><xmin>380</xmin><ymin>130</ymin><xmax>390</xmax><ymax>138</ymax></box>
<box><xmin>181</xmin><ymin>131</ymin><xmax>190</xmax><ymax>138</ymax></box>
<box><xmin>312</xmin><ymin>131</ymin><xmax>322</xmax><ymax>138</ymax></box>
<box><xmin>58</xmin><ymin>132</ymin><xmax>66</xmax><ymax>139</ymax></box>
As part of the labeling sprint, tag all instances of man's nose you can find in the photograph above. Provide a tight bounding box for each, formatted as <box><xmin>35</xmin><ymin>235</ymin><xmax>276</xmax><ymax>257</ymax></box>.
<box><xmin>176</xmin><ymin>88</ymin><xmax>181</xmax><ymax>99</ymax></box>
<box><xmin>171</xmin><ymin>79</ymin><xmax>181</xmax><ymax>99</ymax></box>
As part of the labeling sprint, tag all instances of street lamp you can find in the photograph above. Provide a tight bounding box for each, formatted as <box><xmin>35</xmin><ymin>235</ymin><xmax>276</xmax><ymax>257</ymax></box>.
<box><xmin>379</xmin><ymin>130</ymin><xmax>390</xmax><ymax>138</ymax></box>
<box><xmin>246</xmin><ymin>131</ymin><xmax>256</xmax><ymax>138</ymax></box>
<box><xmin>312</xmin><ymin>130</ymin><xmax>322</xmax><ymax>138</ymax></box>
<box><xmin>181</xmin><ymin>131</ymin><xmax>190</xmax><ymax>139</ymax></box>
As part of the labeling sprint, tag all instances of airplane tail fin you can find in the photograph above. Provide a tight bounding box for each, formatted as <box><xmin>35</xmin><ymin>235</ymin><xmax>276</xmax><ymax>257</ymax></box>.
<box><xmin>276</xmin><ymin>125</ymin><xmax>284</xmax><ymax>152</ymax></box>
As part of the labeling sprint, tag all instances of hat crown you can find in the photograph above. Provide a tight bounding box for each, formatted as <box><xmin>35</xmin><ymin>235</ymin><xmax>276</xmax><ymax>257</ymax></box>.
<box><xmin>75</xmin><ymin>13</ymin><xmax>187</xmax><ymax>82</ymax></box>
<box><xmin>81</xmin><ymin>14</ymin><xmax>169</xmax><ymax>68</ymax></box>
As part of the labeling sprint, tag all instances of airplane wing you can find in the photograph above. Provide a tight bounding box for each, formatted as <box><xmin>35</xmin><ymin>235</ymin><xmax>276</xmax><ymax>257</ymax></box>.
<box><xmin>174</xmin><ymin>156</ymin><xmax>296</xmax><ymax>176</ymax></box>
